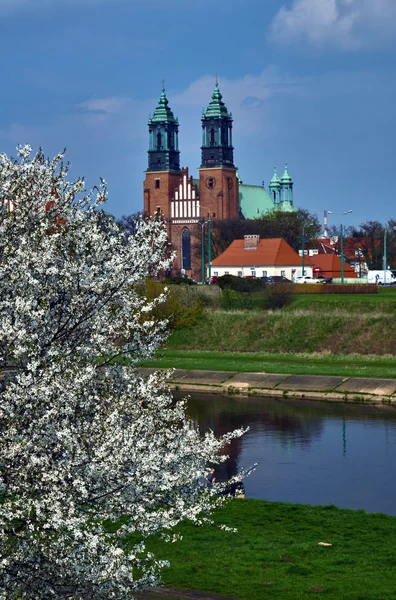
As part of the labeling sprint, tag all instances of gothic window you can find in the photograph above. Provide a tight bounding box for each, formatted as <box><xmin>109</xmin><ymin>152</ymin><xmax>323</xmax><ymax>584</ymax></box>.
<box><xmin>181</xmin><ymin>228</ymin><xmax>191</xmax><ymax>270</ymax></box>
<box><xmin>155</xmin><ymin>179</ymin><xmax>160</xmax><ymax>189</ymax></box>
<box><xmin>156</xmin><ymin>132</ymin><xmax>162</xmax><ymax>150</ymax></box>
<box><xmin>210</xmin><ymin>128</ymin><xmax>215</xmax><ymax>145</ymax></box>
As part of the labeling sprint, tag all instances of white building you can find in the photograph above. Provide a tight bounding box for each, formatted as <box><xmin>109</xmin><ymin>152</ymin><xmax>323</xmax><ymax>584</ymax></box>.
<box><xmin>210</xmin><ymin>235</ymin><xmax>312</xmax><ymax>280</ymax></box>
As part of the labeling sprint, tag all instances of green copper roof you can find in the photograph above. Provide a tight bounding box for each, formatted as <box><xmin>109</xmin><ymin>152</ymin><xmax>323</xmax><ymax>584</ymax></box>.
<box><xmin>281</xmin><ymin>163</ymin><xmax>292</xmax><ymax>184</ymax></box>
<box><xmin>269</xmin><ymin>166</ymin><xmax>281</xmax><ymax>188</ymax></box>
<box><xmin>277</xmin><ymin>201</ymin><xmax>296</xmax><ymax>213</ymax></box>
<box><xmin>239</xmin><ymin>184</ymin><xmax>274</xmax><ymax>219</ymax></box>
<box><xmin>202</xmin><ymin>83</ymin><xmax>232</xmax><ymax>120</ymax></box>
<box><xmin>149</xmin><ymin>88</ymin><xmax>178</xmax><ymax>124</ymax></box>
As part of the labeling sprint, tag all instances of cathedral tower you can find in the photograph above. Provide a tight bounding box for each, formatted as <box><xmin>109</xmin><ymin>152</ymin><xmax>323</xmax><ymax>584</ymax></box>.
<box><xmin>280</xmin><ymin>163</ymin><xmax>294</xmax><ymax>205</ymax></box>
<box><xmin>144</xmin><ymin>86</ymin><xmax>181</xmax><ymax>218</ymax></box>
<box><xmin>198</xmin><ymin>82</ymin><xmax>239</xmax><ymax>221</ymax></box>
<box><xmin>269</xmin><ymin>166</ymin><xmax>281</xmax><ymax>206</ymax></box>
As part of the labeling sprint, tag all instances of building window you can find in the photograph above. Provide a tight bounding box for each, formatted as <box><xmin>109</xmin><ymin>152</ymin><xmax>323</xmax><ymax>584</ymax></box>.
<box><xmin>251</xmin><ymin>271</ymin><xmax>256</xmax><ymax>278</ymax></box>
<box><xmin>213</xmin><ymin>212</ymin><xmax>216</xmax><ymax>218</ymax></box>
<box><xmin>181</xmin><ymin>228</ymin><xmax>191</xmax><ymax>270</ymax></box>
<box><xmin>214</xmin><ymin>271</ymin><xmax>218</xmax><ymax>276</ymax></box>
<box><xmin>225</xmin><ymin>271</ymin><xmax>229</xmax><ymax>275</ymax></box>
<box><xmin>281</xmin><ymin>270</ymin><xmax>286</xmax><ymax>277</ymax></box>
<box><xmin>237</xmin><ymin>271</ymin><xmax>242</xmax><ymax>277</ymax></box>
<box><xmin>156</xmin><ymin>133</ymin><xmax>162</xmax><ymax>150</ymax></box>
<box><xmin>210</xmin><ymin>128</ymin><xmax>215</xmax><ymax>145</ymax></box>
<box><xmin>155</xmin><ymin>179</ymin><xmax>160</xmax><ymax>189</ymax></box>
<box><xmin>262</xmin><ymin>271</ymin><xmax>267</xmax><ymax>277</ymax></box>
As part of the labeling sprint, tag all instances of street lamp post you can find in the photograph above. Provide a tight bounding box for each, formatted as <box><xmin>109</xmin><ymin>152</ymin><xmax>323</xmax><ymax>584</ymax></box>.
<box><xmin>301</xmin><ymin>222</ymin><xmax>313</xmax><ymax>276</ymax></box>
<box><xmin>384</xmin><ymin>225</ymin><xmax>396</xmax><ymax>285</ymax></box>
<box><xmin>199</xmin><ymin>208</ymin><xmax>211</xmax><ymax>283</ymax></box>
<box><xmin>327</xmin><ymin>210</ymin><xmax>353</xmax><ymax>283</ymax></box>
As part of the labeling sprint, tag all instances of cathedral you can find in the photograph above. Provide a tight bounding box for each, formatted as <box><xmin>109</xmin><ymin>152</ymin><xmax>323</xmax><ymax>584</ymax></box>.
<box><xmin>143</xmin><ymin>82</ymin><xmax>295</xmax><ymax>282</ymax></box>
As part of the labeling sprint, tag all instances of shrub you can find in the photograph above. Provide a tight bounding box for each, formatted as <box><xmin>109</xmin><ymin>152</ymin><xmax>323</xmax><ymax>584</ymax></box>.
<box><xmin>163</xmin><ymin>276</ymin><xmax>197</xmax><ymax>285</ymax></box>
<box><xmin>141</xmin><ymin>279</ymin><xmax>204</xmax><ymax>329</ymax></box>
<box><xmin>262</xmin><ymin>284</ymin><xmax>295</xmax><ymax>310</ymax></box>
<box><xmin>217</xmin><ymin>274</ymin><xmax>266</xmax><ymax>293</ymax></box>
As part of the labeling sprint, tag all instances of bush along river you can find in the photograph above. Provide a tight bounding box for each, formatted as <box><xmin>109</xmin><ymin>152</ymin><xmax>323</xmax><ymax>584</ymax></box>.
<box><xmin>183</xmin><ymin>392</ymin><xmax>396</xmax><ymax>516</ymax></box>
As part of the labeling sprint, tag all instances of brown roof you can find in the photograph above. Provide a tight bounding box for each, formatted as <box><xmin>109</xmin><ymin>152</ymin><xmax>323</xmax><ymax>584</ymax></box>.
<box><xmin>211</xmin><ymin>238</ymin><xmax>310</xmax><ymax>267</ymax></box>
<box><xmin>311</xmin><ymin>254</ymin><xmax>357</xmax><ymax>278</ymax></box>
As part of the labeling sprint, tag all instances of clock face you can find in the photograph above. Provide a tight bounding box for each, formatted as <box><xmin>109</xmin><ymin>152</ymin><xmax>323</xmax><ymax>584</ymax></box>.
<box><xmin>205</xmin><ymin>177</ymin><xmax>216</xmax><ymax>189</ymax></box>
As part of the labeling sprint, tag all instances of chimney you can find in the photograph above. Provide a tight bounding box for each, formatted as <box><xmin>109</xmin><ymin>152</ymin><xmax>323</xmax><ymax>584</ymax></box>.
<box><xmin>324</xmin><ymin>210</ymin><xmax>328</xmax><ymax>239</ymax></box>
<box><xmin>244</xmin><ymin>235</ymin><xmax>260</xmax><ymax>250</ymax></box>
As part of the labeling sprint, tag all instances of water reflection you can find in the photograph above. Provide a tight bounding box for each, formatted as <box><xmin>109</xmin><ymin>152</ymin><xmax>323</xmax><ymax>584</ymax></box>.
<box><xmin>181</xmin><ymin>393</ymin><xmax>396</xmax><ymax>516</ymax></box>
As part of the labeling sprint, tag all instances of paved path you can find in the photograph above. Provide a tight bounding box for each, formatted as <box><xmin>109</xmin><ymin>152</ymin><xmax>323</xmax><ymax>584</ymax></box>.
<box><xmin>138</xmin><ymin>368</ymin><xmax>396</xmax><ymax>406</ymax></box>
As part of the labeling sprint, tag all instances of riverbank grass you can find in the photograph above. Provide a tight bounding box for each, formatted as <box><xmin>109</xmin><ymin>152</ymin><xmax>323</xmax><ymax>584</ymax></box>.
<box><xmin>143</xmin><ymin>499</ymin><xmax>396</xmax><ymax>600</ymax></box>
<box><xmin>141</xmin><ymin>349</ymin><xmax>396</xmax><ymax>379</ymax></box>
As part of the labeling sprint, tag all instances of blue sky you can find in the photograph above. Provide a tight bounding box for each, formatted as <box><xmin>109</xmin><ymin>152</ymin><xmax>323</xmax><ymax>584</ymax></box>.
<box><xmin>0</xmin><ymin>0</ymin><xmax>395</xmax><ymax>229</ymax></box>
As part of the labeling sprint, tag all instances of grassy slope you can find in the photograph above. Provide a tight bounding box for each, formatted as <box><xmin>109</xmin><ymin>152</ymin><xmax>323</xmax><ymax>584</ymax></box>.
<box><xmin>140</xmin><ymin>288</ymin><xmax>396</xmax><ymax>377</ymax></box>
<box><xmin>144</xmin><ymin>499</ymin><xmax>396</xmax><ymax>600</ymax></box>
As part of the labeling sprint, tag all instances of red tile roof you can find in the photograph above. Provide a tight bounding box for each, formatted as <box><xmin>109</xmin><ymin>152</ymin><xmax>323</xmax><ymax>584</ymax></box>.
<box><xmin>211</xmin><ymin>238</ymin><xmax>310</xmax><ymax>267</ymax></box>
<box><xmin>311</xmin><ymin>254</ymin><xmax>357</xmax><ymax>278</ymax></box>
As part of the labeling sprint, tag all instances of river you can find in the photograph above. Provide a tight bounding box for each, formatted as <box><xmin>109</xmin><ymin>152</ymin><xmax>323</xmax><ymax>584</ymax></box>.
<box><xmin>183</xmin><ymin>393</ymin><xmax>396</xmax><ymax>516</ymax></box>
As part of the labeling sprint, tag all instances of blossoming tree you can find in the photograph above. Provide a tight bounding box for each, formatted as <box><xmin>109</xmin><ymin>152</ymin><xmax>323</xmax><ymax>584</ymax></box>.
<box><xmin>0</xmin><ymin>147</ymin><xmax>244</xmax><ymax>599</ymax></box>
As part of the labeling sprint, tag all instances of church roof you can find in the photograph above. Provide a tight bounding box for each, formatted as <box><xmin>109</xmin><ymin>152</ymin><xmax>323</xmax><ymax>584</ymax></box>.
<box><xmin>202</xmin><ymin>83</ymin><xmax>232</xmax><ymax>120</ymax></box>
<box><xmin>212</xmin><ymin>238</ymin><xmax>308</xmax><ymax>268</ymax></box>
<box><xmin>149</xmin><ymin>88</ymin><xmax>178</xmax><ymax>124</ymax></box>
<box><xmin>239</xmin><ymin>184</ymin><xmax>274</xmax><ymax>219</ymax></box>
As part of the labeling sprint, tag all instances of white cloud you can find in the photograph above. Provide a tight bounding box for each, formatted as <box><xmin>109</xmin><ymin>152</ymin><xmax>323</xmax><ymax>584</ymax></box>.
<box><xmin>171</xmin><ymin>69</ymin><xmax>307</xmax><ymax>142</ymax></box>
<box><xmin>79</xmin><ymin>97</ymin><xmax>131</xmax><ymax>116</ymax></box>
<box><xmin>268</xmin><ymin>0</ymin><xmax>396</xmax><ymax>49</ymax></box>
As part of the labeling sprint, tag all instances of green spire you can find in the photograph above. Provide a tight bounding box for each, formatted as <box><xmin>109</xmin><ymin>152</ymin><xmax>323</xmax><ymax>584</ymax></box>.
<box><xmin>281</xmin><ymin>163</ymin><xmax>292</xmax><ymax>183</ymax></box>
<box><xmin>202</xmin><ymin>83</ymin><xmax>232</xmax><ymax>120</ymax></box>
<box><xmin>270</xmin><ymin>166</ymin><xmax>281</xmax><ymax>189</ymax></box>
<box><xmin>149</xmin><ymin>88</ymin><xmax>177</xmax><ymax>124</ymax></box>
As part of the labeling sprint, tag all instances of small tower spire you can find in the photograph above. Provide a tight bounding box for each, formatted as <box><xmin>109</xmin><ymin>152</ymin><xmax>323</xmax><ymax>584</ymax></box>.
<box><xmin>200</xmin><ymin>82</ymin><xmax>234</xmax><ymax>168</ymax></box>
<box><xmin>280</xmin><ymin>162</ymin><xmax>293</xmax><ymax>204</ymax></box>
<box><xmin>147</xmin><ymin>87</ymin><xmax>180</xmax><ymax>172</ymax></box>
<box><xmin>269</xmin><ymin>164</ymin><xmax>281</xmax><ymax>205</ymax></box>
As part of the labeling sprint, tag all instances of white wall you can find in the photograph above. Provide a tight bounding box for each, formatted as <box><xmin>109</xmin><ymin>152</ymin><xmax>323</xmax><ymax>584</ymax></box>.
<box><xmin>208</xmin><ymin>265</ymin><xmax>313</xmax><ymax>280</ymax></box>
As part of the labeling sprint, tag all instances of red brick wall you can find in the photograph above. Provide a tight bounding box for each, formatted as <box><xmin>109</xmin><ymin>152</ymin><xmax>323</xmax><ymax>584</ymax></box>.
<box><xmin>198</xmin><ymin>167</ymin><xmax>239</xmax><ymax>220</ymax></box>
<box><xmin>143</xmin><ymin>171</ymin><xmax>181</xmax><ymax>218</ymax></box>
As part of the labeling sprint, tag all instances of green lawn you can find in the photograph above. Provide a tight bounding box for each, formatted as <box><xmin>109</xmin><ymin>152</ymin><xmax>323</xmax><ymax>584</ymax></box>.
<box><xmin>141</xmin><ymin>349</ymin><xmax>396</xmax><ymax>379</ymax></box>
<box><xmin>142</xmin><ymin>499</ymin><xmax>396</xmax><ymax>600</ymax></box>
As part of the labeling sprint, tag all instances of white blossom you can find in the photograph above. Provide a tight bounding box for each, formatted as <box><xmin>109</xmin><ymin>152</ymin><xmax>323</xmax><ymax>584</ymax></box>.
<box><xmin>0</xmin><ymin>147</ymin><xmax>246</xmax><ymax>600</ymax></box>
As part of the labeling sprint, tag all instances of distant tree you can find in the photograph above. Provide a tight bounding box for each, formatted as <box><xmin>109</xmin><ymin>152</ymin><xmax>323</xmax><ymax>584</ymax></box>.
<box><xmin>208</xmin><ymin>208</ymin><xmax>321</xmax><ymax>259</ymax></box>
<box><xmin>257</xmin><ymin>208</ymin><xmax>322</xmax><ymax>252</ymax></box>
<box><xmin>350</xmin><ymin>220</ymin><xmax>396</xmax><ymax>270</ymax></box>
<box><xmin>351</xmin><ymin>220</ymin><xmax>385</xmax><ymax>270</ymax></box>
<box><xmin>117</xmin><ymin>211</ymin><xmax>143</xmax><ymax>237</ymax></box>
<box><xmin>326</xmin><ymin>224</ymin><xmax>354</xmax><ymax>239</ymax></box>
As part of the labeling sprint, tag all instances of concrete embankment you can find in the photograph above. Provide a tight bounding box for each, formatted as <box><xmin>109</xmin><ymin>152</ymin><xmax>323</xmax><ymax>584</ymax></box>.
<box><xmin>138</xmin><ymin>368</ymin><xmax>396</xmax><ymax>407</ymax></box>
